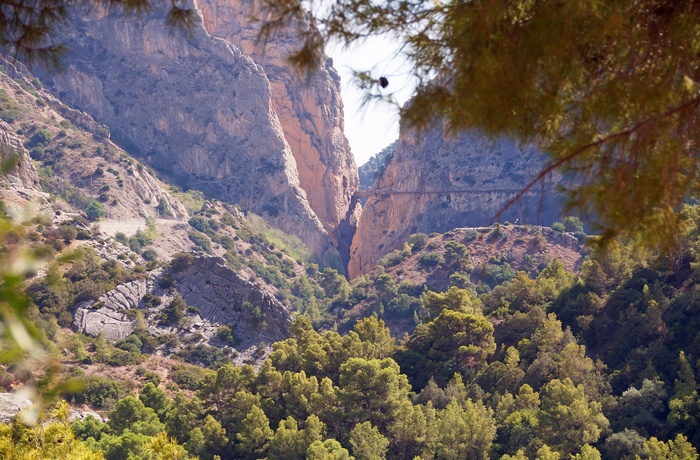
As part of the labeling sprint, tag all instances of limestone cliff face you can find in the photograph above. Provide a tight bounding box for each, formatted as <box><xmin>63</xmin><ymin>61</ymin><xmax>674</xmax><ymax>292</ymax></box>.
<box><xmin>0</xmin><ymin>120</ymin><xmax>49</xmax><ymax>213</ymax></box>
<box><xmin>196</xmin><ymin>0</ymin><xmax>359</xmax><ymax>246</ymax></box>
<box><xmin>0</xmin><ymin>121</ymin><xmax>39</xmax><ymax>190</ymax></box>
<box><xmin>36</xmin><ymin>1</ymin><xmax>343</xmax><ymax>266</ymax></box>
<box><xmin>348</xmin><ymin>119</ymin><xmax>564</xmax><ymax>278</ymax></box>
<box><xmin>74</xmin><ymin>256</ymin><xmax>291</xmax><ymax>351</ymax></box>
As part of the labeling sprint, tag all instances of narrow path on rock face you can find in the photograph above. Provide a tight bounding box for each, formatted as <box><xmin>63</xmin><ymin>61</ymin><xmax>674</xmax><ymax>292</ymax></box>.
<box><xmin>97</xmin><ymin>218</ymin><xmax>186</xmax><ymax>237</ymax></box>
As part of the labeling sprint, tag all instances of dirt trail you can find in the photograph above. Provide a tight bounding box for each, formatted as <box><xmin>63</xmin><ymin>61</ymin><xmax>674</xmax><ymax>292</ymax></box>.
<box><xmin>97</xmin><ymin>218</ymin><xmax>185</xmax><ymax>237</ymax></box>
<box><xmin>97</xmin><ymin>218</ymin><xmax>193</xmax><ymax>260</ymax></box>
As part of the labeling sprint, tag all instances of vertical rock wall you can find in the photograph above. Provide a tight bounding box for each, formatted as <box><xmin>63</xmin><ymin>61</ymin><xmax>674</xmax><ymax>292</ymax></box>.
<box><xmin>196</xmin><ymin>0</ymin><xmax>359</xmax><ymax>245</ymax></box>
<box><xmin>35</xmin><ymin>1</ymin><xmax>348</xmax><ymax>267</ymax></box>
<box><xmin>348</xmin><ymin>119</ymin><xmax>564</xmax><ymax>278</ymax></box>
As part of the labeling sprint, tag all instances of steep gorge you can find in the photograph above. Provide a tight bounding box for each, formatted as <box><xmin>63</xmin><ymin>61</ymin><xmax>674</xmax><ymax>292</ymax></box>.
<box><xmin>197</xmin><ymin>0</ymin><xmax>360</xmax><ymax>247</ymax></box>
<box><xmin>348</xmin><ymin>118</ymin><xmax>565</xmax><ymax>278</ymax></box>
<box><xmin>34</xmin><ymin>0</ymin><xmax>358</xmax><ymax>268</ymax></box>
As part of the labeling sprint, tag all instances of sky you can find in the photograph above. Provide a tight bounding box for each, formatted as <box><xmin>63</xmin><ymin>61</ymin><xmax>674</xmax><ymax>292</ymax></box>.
<box><xmin>328</xmin><ymin>37</ymin><xmax>416</xmax><ymax>166</ymax></box>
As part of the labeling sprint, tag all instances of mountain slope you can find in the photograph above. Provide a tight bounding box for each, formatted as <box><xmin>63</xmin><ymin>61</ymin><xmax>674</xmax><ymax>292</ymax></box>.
<box><xmin>31</xmin><ymin>1</ymin><xmax>353</xmax><ymax>267</ymax></box>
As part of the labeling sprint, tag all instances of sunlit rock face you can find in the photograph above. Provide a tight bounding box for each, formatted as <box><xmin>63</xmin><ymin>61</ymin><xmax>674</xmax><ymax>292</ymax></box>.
<box><xmin>35</xmin><ymin>0</ymin><xmax>359</xmax><ymax>268</ymax></box>
<box><xmin>348</xmin><ymin>118</ymin><xmax>564</xmax><ymax>278</ymax></box>
<box><xmin>197</xmin><ymin>0</ymin><xmax>360</xmax><ymax>248</ymax></box>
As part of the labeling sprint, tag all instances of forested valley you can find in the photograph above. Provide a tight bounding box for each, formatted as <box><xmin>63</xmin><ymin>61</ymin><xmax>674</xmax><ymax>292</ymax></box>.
<box><xmin>4</xmin><ymin>199</ymin><xmax>700</xmax><ymax>459</ymax></box>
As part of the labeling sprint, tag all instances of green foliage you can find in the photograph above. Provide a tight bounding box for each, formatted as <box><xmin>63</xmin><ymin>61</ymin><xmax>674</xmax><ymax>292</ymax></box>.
<box><xmin>551</xmin><ymin>221</ymin><xmax>566</xmax><ymax>233</ymax></box>
<box><xmin>108</xmin><ymin>396</ymin><xmax>165</xmax><ymax>436</ymax></box>
<box><xmin>155</xmin><ymin>197</ymin><xmax>173</xmax><ymax>217</ymax></box>
<box><xmin>235</xmin><ymin>405</ymin><xmax>273</xmax><ymax>459</ymax></box>
<box><xmin>169</xmin><ymin>364</ymin><xmax>212</xmax><ymax>391</ymax></box>
<box><xmin>188</xmin><ymin>230</ymin><xmax>212</xmax><ymax>253</ymax></box>
<box><xmin>563</xmin><ymin>216</ymin><xmax>584</xmax><ymax>234</ymax></box>
<box><xmin>25</xmin><ymin>128</ymin><xmax>52</xmax><ymax>148</ymax></box>
<box><xmin>216</xmin><ymin>324</ymin><xmax>239</xmax><ymax>346</ymax></box>
<box><xmin>86</xmin><ymin>201</ymin><xmax>106</xmax><ymax>221</ymax></box>
<box><xmin>418</xmin><ymin>252</ymin><xmax>442</xmax><ymax>268</ymax></box>
<box><xmin>161</xmin><ymin>295</ymin><xmax>186</xmax><ymax>326</ymax></box>
<box><xmin>169</xmin><ymin>252</ymin><xmax>193</xmax><ymax>272</ymax></box>
<box><xmin>0</xmin><ymin>89</ymin><xmax>22</xmax><ymax>123</ymax></box>
<box><xmin>0</xmin><ymin>402</ymin><xmax>104</xmax><ymax>459</ymax></box>
<box><xmin>377</xmin><ymin>249</ymin><xmax>407</xmax><ymax>268</ymax></box>
<box><xmin>482</xmin><ymin>255</ymin><xmax>516</xmax><ymax>288</ymax></box>
<box><xmin>433</xmin><ymin>398</ymin><xmax>496</xmax><ymax>460</ymax></box>
<box><xmin>176</xmin><ymin>343</ymin><xmax>231</xmax><ymax>369</ymax></box>
<box><xmin>407</xmin><ymin>233</ymin><xmax>429</xmax><ymax>252</ymax></box>
<box><xmin>443</xmin><ymin>241</ymin><xmax>468</xmax><ymax>267</ymax></box>
<box><xmin>66</xmin><ymin>375</ymin><xmax>129</xmax><ymax>408</ymax></box>
<box><xmin>349</xmin><ymin>421</ymin><xmax>389</xmax><ymax>460</ymax></box>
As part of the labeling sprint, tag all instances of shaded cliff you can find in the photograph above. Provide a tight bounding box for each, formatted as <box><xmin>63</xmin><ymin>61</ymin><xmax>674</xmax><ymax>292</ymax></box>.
<box><xmin>348</xmin><ymin>119</ymin><xmax>564</xmax><ymax>277</ymax></box>
<box><xmin>197</xmin><ymin>0</ymin><xmax>359</xmax><ymax>248</ymax></box>
<box><xmin>34</xmin><ymin>1</ymin><xmax>346</xmax><ymax>267</ymax></box>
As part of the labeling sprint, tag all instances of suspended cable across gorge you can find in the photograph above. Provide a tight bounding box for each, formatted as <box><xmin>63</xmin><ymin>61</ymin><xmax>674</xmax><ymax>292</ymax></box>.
<box><xmin>353</xmin><ymin>187</ymin><xmax>556</xmax><ymax>199</ymax></box>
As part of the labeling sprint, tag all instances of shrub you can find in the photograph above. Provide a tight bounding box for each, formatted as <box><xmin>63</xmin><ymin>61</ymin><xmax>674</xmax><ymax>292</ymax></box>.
<box><xmin>378</xmin><ymin>250</ymin><xmax>406</xmax><ymax>267</ymax></box>
<box><xmin>169</xmin><ymin>364</ymin><xmax>210</xmax><ymax>390</ymax></box>
<box><xmin>188</xmin><ymin>230</ymin><xmax>212</xmax><ymax>253</ymax></box>
<box><xmin>217</xmin><ymin>325</ymin><xmax>239</xmax><ymax>346</ymax></box>
<box><xmin>443</xmin><ymin>241</ymin><xmax>468</xmax><ymax>266</ymax></box>
<box><xmin>57</xmin><ymin>224</ymin><xmax>78</xmax><ymax>243</ymax></box>
<box><xmin>176</xmin><ymin>344</ymin><xmax>230</xmax><ymax>369</ymax></box>
<box><xmin>142</xmin><ymin>249</ymin><xmax>157</xmax><ymax>261</ymax></box>
<box><xmin>563</xmin><ymin>216</ymin><xmax>584</xmax><ymax>233</ymax></box>
<box><xmin>170</xmin><ymin>252</ymin><xmax>194</xmax><ymax>272</ymax></box>
<box><xmin>419</xmin><ymin>253</ymin><xmax>442</xmax><ymax>267</ymax></box>
<box><xmin>483</xmin><ymin>257</ymin><xmax>516</xmax><ymax>287</ymax></box>
<box><xmin>407</xmin><ymin>233</ymin><xmax>429</xmax><ymax>252</ymax></box>
<box><xmin>155</xmin><ymin>197</ymin><xmax>173</xmax><ymax>217</ymax></box>
<box><xmin>25</xmin><ymin>129</ymin><xmax>53</xmax><ymax>148</ymax></box>
<box><xmin>161</xmin><ymin>295</ymin><xmax>186</xmax><ymax>326</ymax></box>
<box><xmin>551</xmin><ymin>221</ymin><xmax>566</xmax><ymax>233</ymax></box>
<box><xmin>86</xmin><ymin>201</ymin><xmax>106</xmax><ymax>221</ymax></box>
<box><xmin>67</xmin><ymin>375</ymin><xmax>128</xmax><ymax>408</ymax></box>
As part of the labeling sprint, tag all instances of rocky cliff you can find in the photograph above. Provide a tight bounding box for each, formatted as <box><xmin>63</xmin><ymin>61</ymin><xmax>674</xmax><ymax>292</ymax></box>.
<box><xmin>32</xmin><ymin>0</ymin><xmax>357</xmax><ymax>268</ymax></box>
<box><xmin>348</xmin><ymin>119</ymin><xmax>564</xmax><ymax>277</ymax></box>
<box><xmin>74</xmin><ymin>256</ymin><xmax>291</xmax><ymax>352</ymax></box>
<box><xmin>0</xmin><ymin>120</ymin><xmax>49</xmax><ymax>215</ymax></box>
<box><xmin>197</xmin><ymin>0</ymin><xmax>359</xmax><ymax>247</ymax></box>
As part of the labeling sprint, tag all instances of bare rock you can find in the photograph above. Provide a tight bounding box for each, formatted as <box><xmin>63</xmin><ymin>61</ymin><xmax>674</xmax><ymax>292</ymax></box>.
<box><xmin>171</xmin><ymin>255</ymin><xmax>291</xmax><ymax>345</ymax></box>
<box><xmin>197</xmin><ymin>0</ymin><xmax>360</xmax><ymax>253</ymax></box>
<box><xmin>34</xmin><ymin>1</ymin><xmax>342</xmax><ymax>267</ymax></box>
<box><xmin>0</xmin><ymin>120</ymin><xmax>50</xmax><ymax>215</ymax></box>
<box><xmin>0</xmin><ymin>392</ymin><xmax>33</xmax><ymax>423</ymax></box>
<box><xmin>69</xmin><ymin>407</ymin><xmax>105</xmax><ymax>423</ymax></box>
<box><xmin>74</xmin><ymin>255</ymin><xmax>291</xmax><ymax>350</ymax></box>
<box><xmin>349</xmin><ymin>121</ymin><xmax>565</xmax><ymax>277</ymax></box>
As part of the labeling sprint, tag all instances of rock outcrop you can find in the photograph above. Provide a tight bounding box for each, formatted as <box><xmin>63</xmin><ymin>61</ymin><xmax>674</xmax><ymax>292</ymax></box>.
<box><xmin>197</xmin><ymin>0</ymin><xmax>359</xmax><ymax>248</ymax></box>
<box><xmin>73</xmin><ymin>279</ymin><xmax>152</xmax><ymax>341</ymax></box>
<box><xmin>171</xmin><ymin>255</ymin><xmax>291</xmax><ymax>343</ymax></box>
<box><xmin>74</xmin><ymin>256</ymin><xmax>291</xmax><ymax>349</ymax></box>
<box><xmin>0</xmin><ymin>121</ymin><xmax>38</xmax><ymax>190</ymax></box>
<box><xmin>0</xmin><ymin>393</ymin><xmax>32</xmax><ymax>423</ymax></box>
<box><xmin>348</xmin><ymin>120</ymin><xmax>564</xmax><ymax>277</ymax></box>
<box><xmin>0</xmin><ymin>120</ymin><xmax>49</xmax><ymax>215</ymax></box>
<box><xmin>33</xmin><ymin>0</ymin><xmax>356</xmax><ymax>267</ymax></box>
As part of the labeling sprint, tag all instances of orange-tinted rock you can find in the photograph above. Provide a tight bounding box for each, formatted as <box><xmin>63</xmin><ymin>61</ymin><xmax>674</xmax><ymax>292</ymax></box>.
<box><xmin>348</xmin><ymin>120</ymin><xmax>564</xmax><ymax>278</ymax></box>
